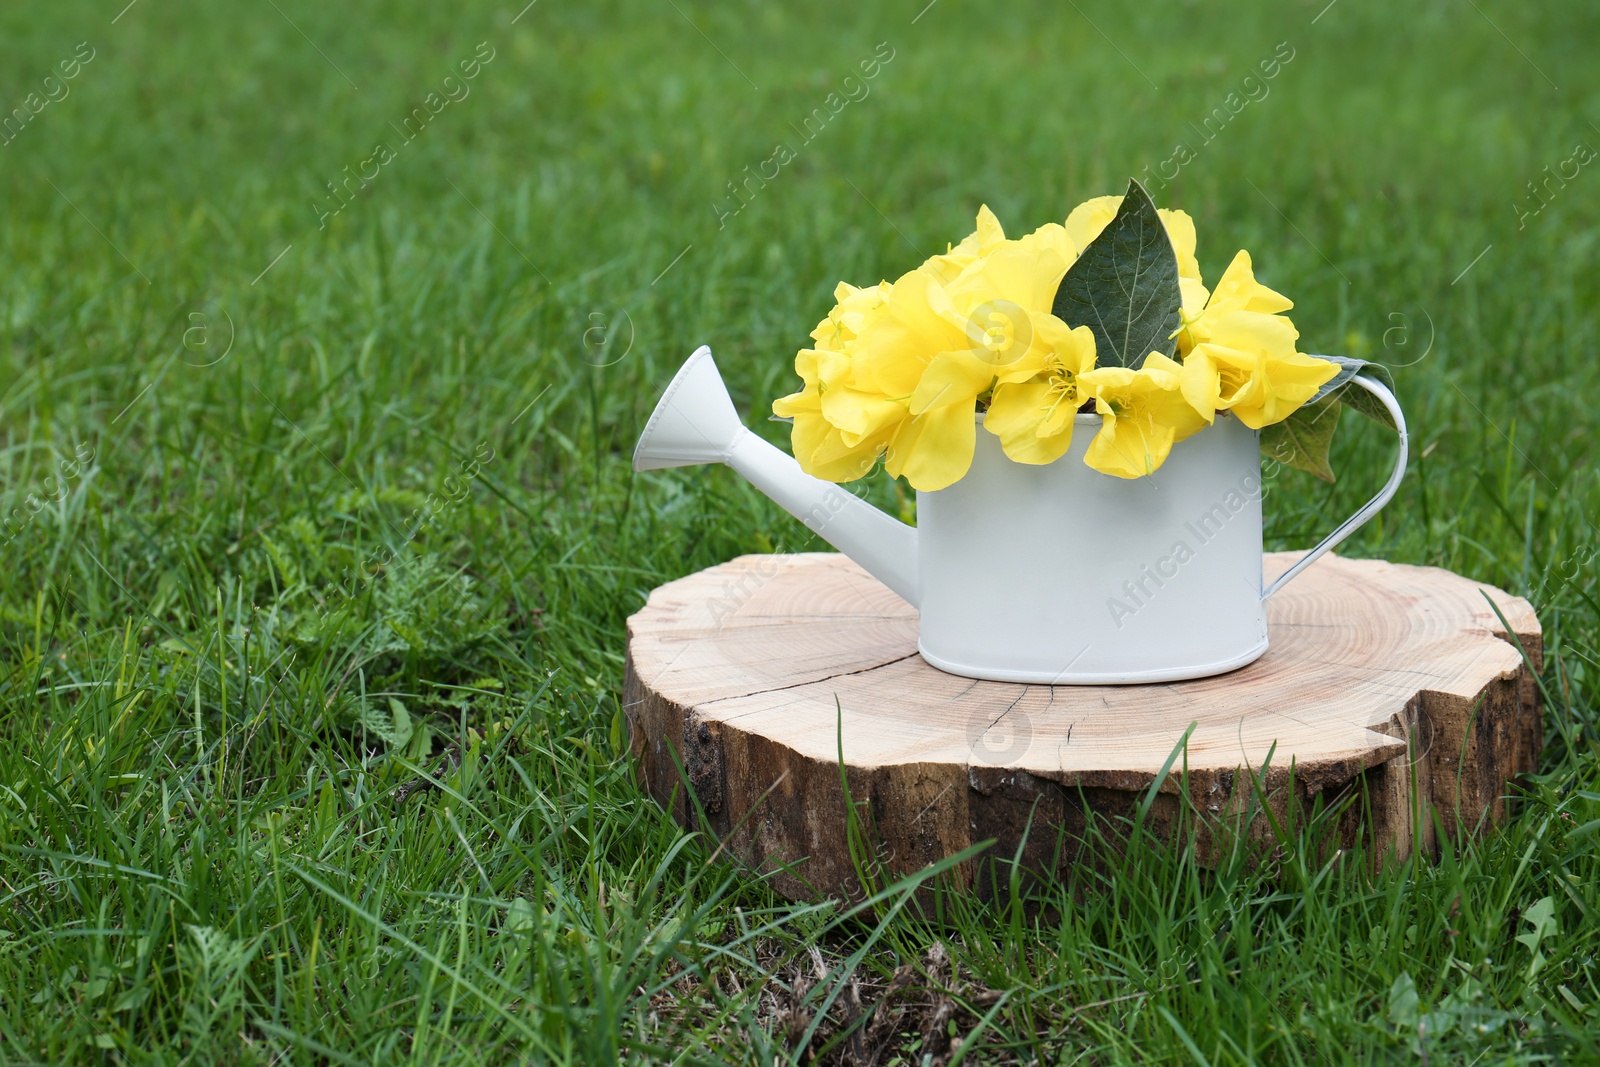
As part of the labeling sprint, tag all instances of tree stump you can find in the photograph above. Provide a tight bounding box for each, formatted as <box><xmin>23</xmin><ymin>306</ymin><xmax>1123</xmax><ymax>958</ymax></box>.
<box><xmin>623</xmin><ymin>552</ymin><xmax>1542</xmax><ymax>902</ymax></box>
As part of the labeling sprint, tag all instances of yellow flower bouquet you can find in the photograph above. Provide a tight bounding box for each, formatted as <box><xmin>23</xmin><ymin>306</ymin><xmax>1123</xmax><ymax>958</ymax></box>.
<box><xmin>773</xmin><ymin>180</ymin><xmax>1389</xmax><ymax>492</ymax></box>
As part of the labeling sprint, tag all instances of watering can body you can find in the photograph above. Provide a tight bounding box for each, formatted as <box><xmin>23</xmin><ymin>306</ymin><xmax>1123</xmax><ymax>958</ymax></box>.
<box><xmin>634</xmin><ymin>347</ymin><xmax>1406</xmax><ymax>685</ymax></box>
<box><xmin>918</xmin><ymin>411</ymin><xmax>1266</xmax><ymax>683</ymax></box>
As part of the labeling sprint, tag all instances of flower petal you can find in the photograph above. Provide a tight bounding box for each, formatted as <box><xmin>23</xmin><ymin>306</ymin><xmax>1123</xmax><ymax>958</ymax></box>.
<box><xmin>1176</xmin><ymin>348</ymin><xmax>1222</xmax><ymax>424</ymax></box>
<box><xmin>1157</xmin><ymin>208</ymin><xmax>1203</xmax><ymax>282</ymax></box>
<box><xmin>1210</xmin><ymin>250</ymin><xmax>1293</xmax><ymax>316</ymax></box>
<box><xmin>985</xmin><ymin>380</ymin><xmax>1075</xmax><ymax>465</ymax></box>
<box><xmin>1064</xmin><ymin>195</ymin><xmax>1123</xmax><ymax>251</ymax></box>
<box><xmin>1084</xmin><ymin>409</ymin><xmax>1177</xmax><ymax>480</ymax></box>
<box><xmin>908</xmin><ymin>349</ymin><xmax>997</xmax><ymax>415</ymax></box>
<box><xmin>885</xmin><ymin>400</ymin><xmax>978</xmax><ymax>491</ymax></box>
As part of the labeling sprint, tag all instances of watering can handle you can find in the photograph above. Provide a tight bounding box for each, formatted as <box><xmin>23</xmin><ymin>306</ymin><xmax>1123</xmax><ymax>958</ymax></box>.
<box><xmin>1262</xmin><ymin>374</ymin><xmax>1409</xmax><ymax>600</ymax></box>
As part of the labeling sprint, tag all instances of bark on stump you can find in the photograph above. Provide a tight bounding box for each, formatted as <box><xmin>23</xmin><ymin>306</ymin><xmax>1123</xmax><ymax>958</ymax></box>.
<box><xmin>623</xmin><ymin>552</ymin><xmax>1542</xmax><ymax>902</ymax></box>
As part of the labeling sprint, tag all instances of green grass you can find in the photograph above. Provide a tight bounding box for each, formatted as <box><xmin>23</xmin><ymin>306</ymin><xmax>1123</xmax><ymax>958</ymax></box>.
<box><xmin>1</xmin><ymin>0</ymin><xmax>1598</xmax><ymax>1061</ymax></box>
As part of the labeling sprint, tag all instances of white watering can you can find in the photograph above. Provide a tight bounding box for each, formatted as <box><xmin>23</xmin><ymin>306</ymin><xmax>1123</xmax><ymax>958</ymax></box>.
<box><xmin>634</xmin><ymin>346</ymin><xmax>1407</xmax><ymax>685</ymax></box>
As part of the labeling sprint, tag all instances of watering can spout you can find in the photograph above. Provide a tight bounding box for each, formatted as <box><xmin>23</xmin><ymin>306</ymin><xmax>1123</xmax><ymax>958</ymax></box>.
<box><xmin>633</xmin><ymin>347</ymin><xmax>920</xmax><ymax>607</ymax></box>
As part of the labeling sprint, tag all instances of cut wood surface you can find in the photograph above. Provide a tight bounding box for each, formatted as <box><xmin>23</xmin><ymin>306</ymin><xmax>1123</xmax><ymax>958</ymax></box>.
<box><xmin>623</xmin><ymin>552</ymin><xmax>1543</xmax><ymax>901</ymax></box>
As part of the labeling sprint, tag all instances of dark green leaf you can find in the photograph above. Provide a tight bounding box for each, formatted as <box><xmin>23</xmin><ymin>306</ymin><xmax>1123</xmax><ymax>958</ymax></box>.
<box><xmin>1337</xmin><ymin>379</ymin><xmax>1399</xmax><ymax>430</ymax></box>
<box><xmin>1052</xmin><ymin>178</ymin><xmax>1181</xmax><ymax>369</ymax></box>
<box><xmin>1260</xmin><ymin>395</ymin><xmax>1342</xmax><ymax>482</ymax></box>
<box><xmin>1305</xmin><ymin>355</ymin><xmax>1399</xmax><ymax>430</ymax></box>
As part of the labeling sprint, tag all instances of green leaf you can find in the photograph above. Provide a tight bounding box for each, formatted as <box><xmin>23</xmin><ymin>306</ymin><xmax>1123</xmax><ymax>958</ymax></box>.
<box><xmin>406</xmin><ymin>721</ymin><xmax>434</xmax><ymax>762</ymax></box>
<box><xmin>507</xmin><ymin>897</ymin><xmax>538</xmax><ymax>934</ymax></box>
<box><xmin>1305</xmin><ymin>355</ymin><xmax>1398</xmax><ymax>430</ymax></box>
<box><xmin>1568</xmin><ymin>816</ymin><xmax>1600</xmax><ymax>839</ymax></box>
<box><xmin>387</xmin><ymin>697</ymin><xmax>414</xmax><ymax>749</ymax></box>
<box><xmin>1516</xmin><ymin>895</ymin><xmax>1558</xmax><ymax>952</ymax></box>
<box><xmin>1387</xmin><ymin>972</ymin><xmax>1420</xmax><ymax>1029</ymax></box>
<box><xmin>1338</xmin><ymin>379</ymin><xmax>1399</xmax><ymax>431</ymax></box>
<box><xmin>112</xmin><ymin>985</ymin><xmax>150</xmax><ymax>1013</ymax></box>
<box><xmin>1518</xmin><ymin>894</ymin><xmax>1557</xmax><ymax>979</ymax></box>
<box><xmin>610</xmin><ymin>705</ymin><xmax>627</xmax><ymax>758</ymax></box>
<box><xmin>1260</xmin><ymin>395</ymin><xmax>1342</xmax><ymax>482</ymax></box>
<box><xmin>1052</xmin><ymin>178</ymin><xmax>1180</xmax><ymax>368</ymax></box>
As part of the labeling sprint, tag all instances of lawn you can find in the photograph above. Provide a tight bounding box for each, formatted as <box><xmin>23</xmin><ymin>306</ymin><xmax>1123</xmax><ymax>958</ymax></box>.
<box><xmin>1</xmin><ymin>0</ymin><xmax>1598</xmax><ymax>1061</ymax></box>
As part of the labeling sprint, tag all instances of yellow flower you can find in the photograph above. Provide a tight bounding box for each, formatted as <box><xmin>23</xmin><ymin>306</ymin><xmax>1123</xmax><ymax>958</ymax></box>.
<box><xmin>1180</xmin><ymin>337</ymin><xmax>1340</xmax><ymax>430</ymax></box>
<box><xmin>772</xmin><ymin>349</ymin><xmax>897</xmax><ymax>482</ymax></box>
<box><xmin>862</xmin><ymin>289</ymin><xmax>1029</xmax><ymax>490</ymax></box>
<box><xmin>1174</xmin><ymin>249</ymin><xmax>1292</xmax><ymax>355</ymax></box>
<box><xmin>889</xmin><ymin>214</ymin><xmax>1091</xmax><ymax>488</ymax></box>
<box><xmin>771</xmin><ymin>239</ymin><xmax>1000</xmax><ymax>490</ymax></box>
<box><xmin>930</xmin><ymin>205</ymin><xmax>1078</xmax><ymax>280</ymax></box>
<box><xmin>1077</xmin><ymin>353</ymin><xmax>1208</xmax><ymax>479</ymax></box>
<box><xmin>810</xmin><ymin>279</ymin><xmax>893</xmax><ymax>353</ymax></box>
<box><xmin>1168</xmin><ymin>250</ymin><xmax>1338</xmax><ymax>430</ymax></box>
<box><xmin>927</xmin><ymin>203</ymin><xmax>1010</xmax><ymax>280</ymax></box>
<box><xmin>795</xmin><ymin>285</ymin><xmax>912</xmax><ymax>445</ymax></box>
<box><xmin>1064</xmin><ymin>195</ymin><xmax>1210</xmax><ymax>319</ymax></box>
<box><xmin>881</xmin><ymin>400</ymin><xmax>979</xmax><ymax>492</ymax></box>
<box><xmin>780</xmin><ymin>204</ymin><xmax>1093</xmax><ymax>491</ymax></box>
<box><xmin>982</xmin><ymin>319</ymin><xmax>1098</xmax><ymax>465</ymax></box>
